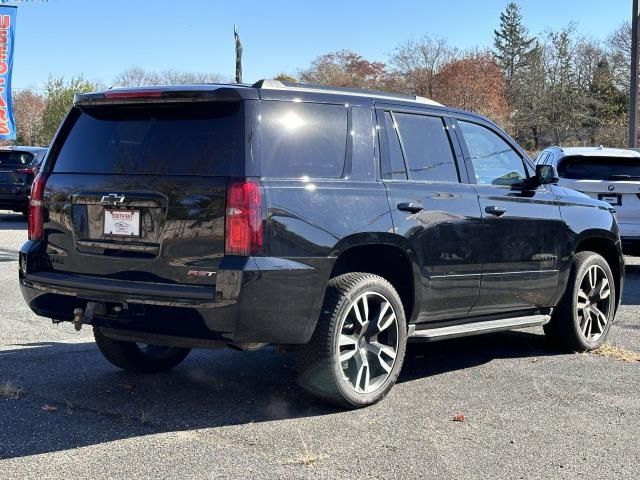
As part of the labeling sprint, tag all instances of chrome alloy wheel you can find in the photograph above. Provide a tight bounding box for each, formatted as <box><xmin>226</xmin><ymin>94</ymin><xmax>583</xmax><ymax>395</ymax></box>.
<box><xmin>576</xmin><ymin>265</ymin><xmax>612</xmax><ymax>342</ymax></box>
<box><xmin>337</xmin><ymin>292</ymin><xmax>399</xmax><ymax>394</ymax></box>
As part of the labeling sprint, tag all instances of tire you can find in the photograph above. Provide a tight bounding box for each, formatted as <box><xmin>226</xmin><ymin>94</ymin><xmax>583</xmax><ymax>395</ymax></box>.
<box><xmin>296</xmin><ymin>273</ymin><xmax>407</xmax><ymax>408</ymax></box>
<box><xmin>93</xmin><ymin>327</ymin><xmax>191</xmax><ymax>373</ymax></box>
<box><xmin>544</xmin><ymin>251</ymin><xmax>616</xmax><ymax>352</ymax></box>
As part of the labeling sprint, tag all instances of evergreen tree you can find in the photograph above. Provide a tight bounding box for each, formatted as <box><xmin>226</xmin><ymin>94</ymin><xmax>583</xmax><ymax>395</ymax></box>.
<box><xmin>493</xmin><ymin>2</ymin><xmax>537</xmax><ymax>98</ymax></box>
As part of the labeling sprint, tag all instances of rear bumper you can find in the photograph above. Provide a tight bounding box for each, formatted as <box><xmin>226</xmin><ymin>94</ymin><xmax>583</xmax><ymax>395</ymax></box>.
<box><xmin>19</xmin><ymin>241</ymin><xmax>331</xmax><ymax>345</ymax></box>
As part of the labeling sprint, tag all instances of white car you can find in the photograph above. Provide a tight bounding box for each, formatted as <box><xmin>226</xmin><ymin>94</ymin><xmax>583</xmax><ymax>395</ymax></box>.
<box><xmin>536</xmin><ymin>146</ymin><xmax>640</xmax><ymax>252</ymax></box>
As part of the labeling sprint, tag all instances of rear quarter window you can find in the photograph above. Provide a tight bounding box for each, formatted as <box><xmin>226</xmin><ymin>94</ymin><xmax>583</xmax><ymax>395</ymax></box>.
<box><xmin>50</xmin><ymin>103</ymin><xmax>243</xmax><ymax>176</ymax></box>
<box><xmin>260</xmin><ymin>101</ymin><xmax>348</xmax><ymax>179</ymax></box>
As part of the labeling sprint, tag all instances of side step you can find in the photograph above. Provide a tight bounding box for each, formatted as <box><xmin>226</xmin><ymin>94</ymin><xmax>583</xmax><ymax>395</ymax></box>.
<box><xmin>408</xmin><ymin>314</ymin><xmax>551</xmax><ymax>342</ymax></box>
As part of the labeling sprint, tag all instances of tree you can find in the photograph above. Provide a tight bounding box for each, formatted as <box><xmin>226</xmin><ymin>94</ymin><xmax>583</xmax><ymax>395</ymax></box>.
<box><xmin>114</xmin><ymin>67</ymin><xmax>225</xmax><ymax>87</ymax></box>
<box><xmin>389</xmin><ymin>36</ymin><xmax>457</xmax><ymax>97</ymax></box>
<box><xmin>585</xmin><ymin>59</ymin><xmax>627</xmax><ymax>145</ymax></box>
<box><xmin>273</xmin><ymin>73</ymin><xmax>297</xmax><ymax>83</ymax></box>
<box><xmin>299</xmin><ymin>50</ymin><xmax>391</xmax><ymax>89</ymax></box>
<box><xmin>40</xmin><ymin>76</ymin><xmax>99</xmax><ymax>145</ymax></box>
<box><xmin>607</xmin><ymin>21</ymin><xmax>632</xmax><ymax>93</ymax></box>
<box><xmin>433</xmin><ymin>53</ymin><xmax>509</xmax><ymax>125</ymax></box>
<box><xmin>12</xmin><ymin>90</ymin><xmax>45</xmax><ymax>145</ymax></box>
<box><xmin>493</xmin><ymin>2</ymin><xmax>537</xmax><ymax>99</ymax></box>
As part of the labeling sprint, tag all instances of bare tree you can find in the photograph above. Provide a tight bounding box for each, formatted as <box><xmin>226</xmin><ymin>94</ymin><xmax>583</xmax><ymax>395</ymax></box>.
<box><xmin>12</xmin><ymin>90</ymin><xmax>46</xmax><ymax>146</ymax></box>
<box><xmin>389</xmin><ymin>36</ymin><xmax>457</xmax><ymax>97</ymax></box>
<box><xmin>114</xmin><ymin>67</ymin><xmax>226</xmax><ymax>87</ymax></box>
<box><xmin>607</xmin><ymin>21</ymin><xmax>632</xmax><ymax>92</ymax></box>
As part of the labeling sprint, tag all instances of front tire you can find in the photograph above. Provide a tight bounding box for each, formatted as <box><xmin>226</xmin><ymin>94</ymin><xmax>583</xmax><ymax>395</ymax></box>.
<box><xmin>93</xmin><ymin>327</ymin><xmax>190</xmax><ymax>373</ymax></box>
<box><xmin>544</xmin><ymin>251</ymin><xmax>616</xmax><ymax>352</ymax></box>
<box><xmin>296</xmin><ymin>273</ymin><xmax>407</xmax><ymax>408</ymax></box>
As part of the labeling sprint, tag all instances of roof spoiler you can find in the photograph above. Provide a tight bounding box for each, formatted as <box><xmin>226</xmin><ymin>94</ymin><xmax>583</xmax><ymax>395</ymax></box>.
<box><xmin>74</xmin><ymin>85</ymin><xmax>254</xmax><ymax>106</ymax></box>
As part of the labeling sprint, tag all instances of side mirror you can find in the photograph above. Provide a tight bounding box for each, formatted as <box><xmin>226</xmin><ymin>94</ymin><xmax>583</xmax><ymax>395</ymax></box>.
<box><xmin>535</xmin><ymin>164</ymin><xmax>559</xmax><ymax>185</ymax></box>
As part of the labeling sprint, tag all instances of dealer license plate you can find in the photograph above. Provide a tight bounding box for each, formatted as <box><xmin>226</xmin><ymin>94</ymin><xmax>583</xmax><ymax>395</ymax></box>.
<box><xmin>104</xmin><ymin>210</ymin><xmax>140</xmax><ymax>236</ymax></box>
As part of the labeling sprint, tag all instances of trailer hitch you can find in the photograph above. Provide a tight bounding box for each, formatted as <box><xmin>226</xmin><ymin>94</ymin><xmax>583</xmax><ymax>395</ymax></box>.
<box><xmin>72</xmin><ymin>302</ymin><xmax>97</xmax><ymax>331</ymax></box>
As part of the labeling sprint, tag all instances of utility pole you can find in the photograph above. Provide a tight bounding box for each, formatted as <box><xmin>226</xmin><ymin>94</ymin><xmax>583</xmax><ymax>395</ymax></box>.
<box><xmin>629</xmin><ymin>0</ymin><xmax>639</xmax><ymax>148</ymax></box>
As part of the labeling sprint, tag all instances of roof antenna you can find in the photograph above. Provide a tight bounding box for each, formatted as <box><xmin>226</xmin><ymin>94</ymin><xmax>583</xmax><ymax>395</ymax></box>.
<box><xmin>234</xmin><ymin>25</ymin><xmax>243</xmax><ymax>84</ymax></box>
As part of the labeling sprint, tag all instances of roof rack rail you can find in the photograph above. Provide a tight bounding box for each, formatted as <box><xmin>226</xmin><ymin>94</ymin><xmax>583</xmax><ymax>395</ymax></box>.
<box><xmin>250</xmin><ymin>79</ymin><xmax>443</xmax><ymax>106</ymax></box>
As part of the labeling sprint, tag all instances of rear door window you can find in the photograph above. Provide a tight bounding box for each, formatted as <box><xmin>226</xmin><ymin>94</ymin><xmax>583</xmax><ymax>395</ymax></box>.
<box><xmin>51</xmin><ymin>103</ymin><xmax>243</xmax><ymax>176</ymax></box>
<box><xmin>260</xmin><ymin>101</ymin><xmax>348</xmax><ymax>178</ymax></box>
<box><xmin>393</xmin><ymin>112</ymin><xmax>459</xmax><ymax>182</ymax></box>
<box><xmin>558</xmin><ymin>156</ymin><xmax>640</xmax><ymax>180</ymax></box>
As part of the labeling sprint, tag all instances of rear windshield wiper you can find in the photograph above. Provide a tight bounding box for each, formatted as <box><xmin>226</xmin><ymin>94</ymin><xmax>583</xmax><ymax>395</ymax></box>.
<box><xmin>608</xmin><ymin>174</ymin><xmax>640</xmax><ymax>180</ymax></box>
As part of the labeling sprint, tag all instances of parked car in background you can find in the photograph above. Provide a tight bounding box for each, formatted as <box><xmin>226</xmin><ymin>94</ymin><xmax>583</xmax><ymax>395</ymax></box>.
<box><xmin>19</xmin><ymin>81</ymin><xmax>624</xmax><ymax>408</ymax></box>
<box><xmin>536</xmin><ymin>146</ymin><xmax>640</xmax><ymax>254</ymax></box>
<box><xmin>0</xmin><ymin>146</ymin><xmax>48</xmax><ymax>215</ymax></box>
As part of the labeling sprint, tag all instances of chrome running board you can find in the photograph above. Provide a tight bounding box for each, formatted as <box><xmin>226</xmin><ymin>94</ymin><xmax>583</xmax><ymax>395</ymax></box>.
<box><xmin>408</xmin><ymin>314</ymin><xmax>551</xmax><ymax>342</ymax></box>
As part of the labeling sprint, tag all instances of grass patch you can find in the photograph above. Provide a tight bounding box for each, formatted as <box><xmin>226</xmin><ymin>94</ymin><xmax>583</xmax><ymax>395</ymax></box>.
<box><xmin>593</xmin><ymin>344</ymin><xmax>640</xmax><ymax>363</ymax></box>
<box><xmin>286</xmin><ymin>431</ymin><xmax>326</xmax><ymax>467</ymax></box>
<box><xmin>0</xmin><ymin>381</ymin><xmax>23</xmax><ymax>399</ymax></box>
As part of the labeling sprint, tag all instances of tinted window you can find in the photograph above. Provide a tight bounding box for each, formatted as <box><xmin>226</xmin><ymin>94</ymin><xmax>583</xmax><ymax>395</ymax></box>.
<box><xmin>382</xmin><ymin>112</ymin><xmax>407</xmax><ymax>180</ymax></box>
<box><xmin>558</xmin><ymin>156</ymin><xmax>640</xmax><ymax>180</ymax></box>
<box><xmin>459</xmin><ymin>121</ymin><xmax>527</xmax><ymax>186</ymax></box>
<box><xmin>52</xmin><ymin>103</ymin><xmax>242</xmax><ymax>175</ymax></box>
<box><xmin>394</xmin><ymin>113</ymin><xmax>458</xmax><ymax>182</ymax></box>
<box><xmin>0</xmin><ymin>151</ymin><xmax>34</xmax><ymax>167</ymax></box>
<box><xmin>261</xmin><ymin>102</ymin><xmax>347</xmax><ymax>178</ymax></box>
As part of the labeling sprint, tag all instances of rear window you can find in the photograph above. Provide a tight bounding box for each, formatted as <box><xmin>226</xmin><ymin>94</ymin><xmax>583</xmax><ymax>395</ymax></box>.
<box><xmin>0</xmin><ymin>151</ymin><xmax>35</xmax><ymax>167</ymax></box>
<box><xmin>260</xmin><ymin>101</ymin><xmax>347</xmax><ymax>178</ymax></box>
<box><xmin>558</xmin><ymin>156</ymin><xmax>640</xmax><ymax>180</ymax></box>
<box><xmin>51</xmin><ymin>103</ymin><xmax>242</xmax><ymax>175</ymax></box>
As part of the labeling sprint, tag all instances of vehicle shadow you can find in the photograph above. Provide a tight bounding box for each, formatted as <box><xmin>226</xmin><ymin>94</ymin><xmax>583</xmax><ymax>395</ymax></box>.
<box><xmin>0</xmin><ymin>248</ymin><xmax>18</xmax><ymax>262</ymax></box>
<box><xmin>0</xmin><ymin>211</ymin><xmax>27</xmax><ymax>231</ymax></box>
<box><xmin>621</xmin><ymin>264</ymin><xmax>640</xmax><ymax>305</ymax></box>
<box><xmin>1</xmin><ymin>328</ymin><xmax>556</xmax><ymax>460</ymax></box>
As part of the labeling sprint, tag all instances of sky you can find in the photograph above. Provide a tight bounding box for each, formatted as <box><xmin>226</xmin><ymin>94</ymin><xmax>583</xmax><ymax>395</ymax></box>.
<box><xmin>6</xmin><ymin>0</ymin><xmax>633</xmax><ymax>90</ymax></box>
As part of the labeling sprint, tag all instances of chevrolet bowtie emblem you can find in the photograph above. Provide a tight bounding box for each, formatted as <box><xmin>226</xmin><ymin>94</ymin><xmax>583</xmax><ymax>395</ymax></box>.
<box><xmin>101</xmin><ymin>193</ymin><xmax>126</xmax><ymax>205</ymax></box>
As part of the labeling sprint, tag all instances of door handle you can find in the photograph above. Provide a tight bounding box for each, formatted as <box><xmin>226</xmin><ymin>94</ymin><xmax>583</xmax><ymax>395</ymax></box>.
<box><xmin>397</xmin><ymin>202</ymin><xmax>423</xmax><ymax>213</ymax></box>
<box><xmin>485</xmin><ymin>205</ymin><xmax>507</xmax><ymax>217</ymax></box>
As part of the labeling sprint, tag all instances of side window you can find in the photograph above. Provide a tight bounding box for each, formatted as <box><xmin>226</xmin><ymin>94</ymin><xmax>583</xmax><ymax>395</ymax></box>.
<box><xmin>382</xmin><ymin>111</ymin><xmax>407</xmax><ymax>180</ymax></box>
<box><xmin>458</xmin><ymin>121</ymin><xmax>527</xmax><ymax>186</ymax></box>
<box><xmin>394</xmin><ymin>112</ymin><xmax>459</xmax><ymax>182</ymax></box>
<box><xmin>260</xmin><ymin>101</ymin><xmax>348</xmax><ymax>178</ymax></box>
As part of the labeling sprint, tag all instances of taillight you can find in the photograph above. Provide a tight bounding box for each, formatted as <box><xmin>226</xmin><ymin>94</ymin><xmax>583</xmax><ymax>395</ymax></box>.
<box><xmin>225</xmin><ymin>178</ymin><xmax>264</xmax><ymax>256</ymax></box>
<box><xmin>28</xmin><ymin>173</ymin><xmax>47</xmax><ymax>240</ymax></box>
<box><xmin>16</xmin><ymin>167</ymin><xmax>36</xmax><ymax>175</ymax></box>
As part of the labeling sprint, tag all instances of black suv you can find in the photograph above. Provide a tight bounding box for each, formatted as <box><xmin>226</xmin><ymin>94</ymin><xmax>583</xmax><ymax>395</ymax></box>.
<box><xmin>19</xmin><ymin>81</ymin><xmax>624</xmax><ymax>408</ymax></box>
<box><xmin>0</xmin><ymin>146</ymin><xmax>47</xmax><ymax>215</ymax></box>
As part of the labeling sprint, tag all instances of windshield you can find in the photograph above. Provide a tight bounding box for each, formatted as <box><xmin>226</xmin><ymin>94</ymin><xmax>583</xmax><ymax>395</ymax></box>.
<box><xmin>558</xmin><ymin>155</ymin><xmax>640</xmax><ymax>180</ymax></box>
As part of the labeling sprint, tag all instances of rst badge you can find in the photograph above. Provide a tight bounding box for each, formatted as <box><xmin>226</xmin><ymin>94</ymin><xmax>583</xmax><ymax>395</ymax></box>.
<box><xmin>187</xmin><ymin>270</ymin><xmax>216</xmax><ymax>277</ymax></box>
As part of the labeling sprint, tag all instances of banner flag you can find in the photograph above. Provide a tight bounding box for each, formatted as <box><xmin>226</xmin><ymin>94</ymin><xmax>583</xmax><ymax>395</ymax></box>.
<box><xmin>0</xmin><ymin>5</ymin><xmax>16</xmax><ymax>140</ymax></box>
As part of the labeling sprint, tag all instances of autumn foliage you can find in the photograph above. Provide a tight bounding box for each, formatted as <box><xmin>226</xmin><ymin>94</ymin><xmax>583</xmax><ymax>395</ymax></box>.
<box><xmin>433</xmin><ymin>54</ymin><xmax>509</xmax><ymax>125</ymax></box>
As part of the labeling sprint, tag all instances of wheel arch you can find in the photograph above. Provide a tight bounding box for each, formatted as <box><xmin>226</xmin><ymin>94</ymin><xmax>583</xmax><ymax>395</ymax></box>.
<box><xmin>329</xmin><ymin>233</ymin><xmax>420</xmax><ymax>324</ymax></box>
<box><xmin>573</xmin><ymin>233</ymin><xmax>624</xmax><ymax>310</ymax></box>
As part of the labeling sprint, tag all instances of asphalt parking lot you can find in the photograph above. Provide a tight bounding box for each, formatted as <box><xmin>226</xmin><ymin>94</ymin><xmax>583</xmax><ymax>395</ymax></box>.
<box><xmin>0</xmin><ymin>211</ymin><xmax>638</xmax><ymax>480</ymax></box>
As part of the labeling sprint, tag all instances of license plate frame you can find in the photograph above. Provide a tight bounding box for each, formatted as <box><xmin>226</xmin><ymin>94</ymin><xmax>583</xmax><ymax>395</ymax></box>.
<box><xmin>104</xmin><ymin>209</ymin><xmax>141</xmax><ymax>237</ymax></box>
<box><xmin>598</xmin><ymin>194</ymin><xmax>621</xmax><ymax>206</ymax></box>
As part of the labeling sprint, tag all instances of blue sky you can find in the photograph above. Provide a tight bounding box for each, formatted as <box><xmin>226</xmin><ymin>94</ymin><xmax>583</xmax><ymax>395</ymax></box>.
<box><xmin>7</xmin><ymin>0</ymin><xmax>633</xmax><ymax>89</ymax></box>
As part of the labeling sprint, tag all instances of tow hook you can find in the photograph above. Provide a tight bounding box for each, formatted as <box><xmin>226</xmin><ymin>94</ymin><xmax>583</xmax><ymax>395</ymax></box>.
<box><xmin>73</xmin><ymin>302</ymin><xmax>97</xmax><ymax>331</ymax></box>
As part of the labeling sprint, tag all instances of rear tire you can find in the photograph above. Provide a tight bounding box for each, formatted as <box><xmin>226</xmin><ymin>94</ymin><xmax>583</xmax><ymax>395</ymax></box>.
<box><xmin>296</xmin><ymin>273</ymin><xmax>407</xmax><ymax>408</ymax></box>
<box><xmin>544</xmin><ymin>251</ymin><xmax>616</xmax><ymax>352</ymax></box>
<box><xmin>93</xmin><ymin>327</ymin><xmax>190</xmax><ymax>373</ymax></box>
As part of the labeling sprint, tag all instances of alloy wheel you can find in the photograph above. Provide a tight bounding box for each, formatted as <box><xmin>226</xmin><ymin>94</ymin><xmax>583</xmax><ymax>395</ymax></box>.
<box><xmin>576</xmin><ymin>265</ymin><xmax>612</xmax><ymax>342</ymax></box>
<box><xmin>337</xmin><ymin>292</ymin><xmax>399</xmax><ymax>394</ymax></box>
